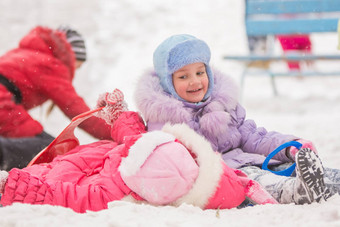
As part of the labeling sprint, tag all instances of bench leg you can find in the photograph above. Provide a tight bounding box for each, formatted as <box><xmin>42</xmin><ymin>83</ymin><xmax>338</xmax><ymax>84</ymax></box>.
<box><xmin>269</xmin><ymin>73</ymin><xmax>278</xmax><ymax>96</ymax></box>
<box><xmin>241</xmin><ymin>66</ymin><xmax>278</xmax><ymax>97</ymax></box>
<box><xmin>240</xmin><ymin>67</ymin><xmax>249</xmax><ymax>99</ymax></box>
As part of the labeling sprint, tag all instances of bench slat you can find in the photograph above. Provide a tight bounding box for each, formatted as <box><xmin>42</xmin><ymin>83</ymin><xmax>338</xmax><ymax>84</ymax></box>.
<box><xmin>247</xmin><ymin>0</ymin><xmax>340</xmax><ymax>15</ymax></box>
<box><xmin>224</xmin><ymin>54</ymin><xmax>340</xmax><ymax>61</ymax></box>
<box><xmin>248</xmin><ymin>71</ymin><xmax>340</xmax><ymax>77</ymax></box>
<box><xmin>246</xmin><ymin>18</ymin><xmax>339</xmax><ymax>35</ymax></box>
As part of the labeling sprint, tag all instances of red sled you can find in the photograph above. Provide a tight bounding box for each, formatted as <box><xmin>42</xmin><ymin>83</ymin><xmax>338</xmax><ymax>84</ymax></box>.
<box><xmin>27</xmin><ymin>107</ymin><xmax>104</xmax><ymax>167</ymax></box>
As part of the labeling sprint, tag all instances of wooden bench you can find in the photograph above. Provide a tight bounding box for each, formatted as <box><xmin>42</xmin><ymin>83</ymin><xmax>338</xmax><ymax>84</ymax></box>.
<box><xmin>223</xmin><ymin>0</ymin><xmax>340</xmax><ymax>95</ymax></box>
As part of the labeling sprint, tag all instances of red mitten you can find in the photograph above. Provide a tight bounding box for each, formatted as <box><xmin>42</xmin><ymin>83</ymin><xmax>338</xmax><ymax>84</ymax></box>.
<box><xmin>96</xmin><ymin>89</ymin><xmax>128</xmax><ymax>125</ymax></box>
<box><xmin>288</xmin><ymin>139</ymin><xmax>317</xmax><ymax>161</ymax></box>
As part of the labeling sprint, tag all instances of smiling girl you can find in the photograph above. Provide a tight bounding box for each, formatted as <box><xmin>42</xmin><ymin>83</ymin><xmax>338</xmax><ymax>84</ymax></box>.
<box><xmin>135</xmin><ymin>34</ymin><xmax>339</xmax><ymax>205</ymax></box>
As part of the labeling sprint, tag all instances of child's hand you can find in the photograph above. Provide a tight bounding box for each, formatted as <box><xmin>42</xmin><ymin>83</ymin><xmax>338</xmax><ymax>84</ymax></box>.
<box><xmin>288</xmin><ymin>139</ymin><xmax>318</xmax><ymax>161</ymax></box>
<box><xmin>96</xmin><ymin>89</ymin><xmax>128</xmax><ymax>125</ymax></box>
<box><xmin>96</xmin><ymin>88</ymin><xmax>125</xmax><ymax>108</ymax></box>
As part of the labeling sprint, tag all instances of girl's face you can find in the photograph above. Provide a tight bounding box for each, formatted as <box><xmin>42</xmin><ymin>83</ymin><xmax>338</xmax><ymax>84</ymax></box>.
<box><xmin>172</xmin><ymin>62</ymin><xmax>209</xmax><ymax>103</ymax></box>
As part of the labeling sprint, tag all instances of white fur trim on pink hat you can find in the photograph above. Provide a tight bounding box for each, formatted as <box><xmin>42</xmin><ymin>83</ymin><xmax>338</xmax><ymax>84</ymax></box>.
<box><xmin>119</xmin><ymin>131</ymin><xmax>175</xmax><ymax>177</ymax></box>
<box><xmin>162</xmin><ymin>123</ymin><xmax>224</xmax><ymax>208</ymax></box>
<box><xmin>120</xmin><ymin>141</ymin><xmax>199</xmax><ymax>205</ymax></box>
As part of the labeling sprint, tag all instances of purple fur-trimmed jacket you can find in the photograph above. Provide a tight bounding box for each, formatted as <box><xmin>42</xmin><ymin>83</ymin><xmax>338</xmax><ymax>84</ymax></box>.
<box><xmin>135</xmin><ymin>70</ymin><xmax>297</xmax><ymax>169</ymax></box>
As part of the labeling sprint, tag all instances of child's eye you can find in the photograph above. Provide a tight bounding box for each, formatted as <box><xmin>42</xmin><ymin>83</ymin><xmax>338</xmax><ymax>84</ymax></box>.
<box><xmin>179</xmin><ymin>75</ymin><xmax>187</xmax><ymax>79</ymax></box>
<box><xmin>197</xmin><ymin>71</ymin><xmax>205</xmax><ymax>76</ymax></box>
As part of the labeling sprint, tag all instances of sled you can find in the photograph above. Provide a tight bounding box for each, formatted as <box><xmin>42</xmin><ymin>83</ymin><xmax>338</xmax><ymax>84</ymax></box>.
<box><xmin>27</xmin><ymin>107</ymin><xmax>104</xmax><ymax>166</ymax></box>
<box><xmin>262</xmin><ymin>141</ymin><xmax>302</xmax><ymax>176</ymax></box>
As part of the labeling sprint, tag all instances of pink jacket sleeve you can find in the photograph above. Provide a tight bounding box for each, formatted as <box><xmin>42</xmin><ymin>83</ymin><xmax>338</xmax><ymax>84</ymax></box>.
<box><xmin>111</xmin><ymin>111</ymin><xmax>146</xmax><ymax>144</ymax></box>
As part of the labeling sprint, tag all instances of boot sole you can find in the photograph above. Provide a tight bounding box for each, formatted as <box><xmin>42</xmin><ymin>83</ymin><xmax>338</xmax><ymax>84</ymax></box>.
<box><xmin>296</xmin><ymin>148</ymin><xmax>331</xmax><ymax>203</ymax></box>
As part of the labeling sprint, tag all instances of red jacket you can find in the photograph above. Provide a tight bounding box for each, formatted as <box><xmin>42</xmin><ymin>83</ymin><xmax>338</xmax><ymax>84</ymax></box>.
<box><xmin>0</xmin><ymin>26</ymin><xmax>110</xmax><ymax>139</ymax></box>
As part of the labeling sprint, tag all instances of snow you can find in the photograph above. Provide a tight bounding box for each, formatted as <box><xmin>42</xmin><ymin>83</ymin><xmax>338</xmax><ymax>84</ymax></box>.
<box><xmin>1</xmin><ymin>0</ymin><xmax>340</xmax><ymax>226</ymax></box>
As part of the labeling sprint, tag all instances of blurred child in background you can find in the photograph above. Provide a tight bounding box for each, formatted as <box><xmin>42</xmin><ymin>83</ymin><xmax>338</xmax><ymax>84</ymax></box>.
<box><xmin>0</xmin><ymin>25</ymin><xmax>111</xmax><ymax>170</ymax></box>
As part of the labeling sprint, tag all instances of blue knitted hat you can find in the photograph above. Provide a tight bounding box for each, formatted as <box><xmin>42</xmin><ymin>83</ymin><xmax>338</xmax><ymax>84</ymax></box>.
<box><xmin>153</xmin><ymin>34</ymin><xmax>214</xmax><ymax>101</ymax></box>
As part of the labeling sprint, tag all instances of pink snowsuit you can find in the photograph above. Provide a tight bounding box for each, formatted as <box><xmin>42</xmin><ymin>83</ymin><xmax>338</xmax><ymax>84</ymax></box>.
<box><xmin>0</xmin><ymin>112</ymin><xmax>277</xmax><ymax>213</ymax></box>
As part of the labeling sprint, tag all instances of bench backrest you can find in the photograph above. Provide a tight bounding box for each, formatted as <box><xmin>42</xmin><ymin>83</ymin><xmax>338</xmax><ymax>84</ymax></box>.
<box><xmin>246</xmin><ymin>0</ymin><xmax>340</xmax><ymax>36</ymax></box>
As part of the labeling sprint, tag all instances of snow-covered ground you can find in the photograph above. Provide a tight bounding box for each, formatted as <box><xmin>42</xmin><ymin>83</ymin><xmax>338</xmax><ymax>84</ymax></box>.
<box><xmin>1</xmin><ymin>0</ymin><xmax>340</xmax><ymax>226</ymax></box>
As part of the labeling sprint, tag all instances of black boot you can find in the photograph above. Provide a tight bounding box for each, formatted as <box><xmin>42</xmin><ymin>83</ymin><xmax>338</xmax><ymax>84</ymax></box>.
<box><xmin>294</xmin><ymin>148</ymin><xmax>332</xmax><ymax>204</ymax></box>
<box><xmin>0</xmin><ymin>132</ymin><xmax>54</xmax><ymax>171</ymax></box>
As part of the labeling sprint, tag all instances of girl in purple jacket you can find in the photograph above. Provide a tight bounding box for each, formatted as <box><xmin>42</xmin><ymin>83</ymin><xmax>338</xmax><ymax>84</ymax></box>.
<box><xmin>135</xmin><ymin>34</ymin><xmax>340</xmax><ymax>205</ymax></box>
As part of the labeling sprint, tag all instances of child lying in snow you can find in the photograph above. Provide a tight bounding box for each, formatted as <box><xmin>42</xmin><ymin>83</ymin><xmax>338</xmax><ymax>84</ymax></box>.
<box><xmin>0</xmin><ymin>89</ymin><xmax>277</xmax><ymax>213</ymax></box>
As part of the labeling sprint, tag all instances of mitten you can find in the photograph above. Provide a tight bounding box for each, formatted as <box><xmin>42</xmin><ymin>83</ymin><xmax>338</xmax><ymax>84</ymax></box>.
<box><xmin>0</xmin><ymin>170</ymin><xmax>8</xmax><ymax>193</ymax></box>
<box><xmin>287</xmin><ymin>139</ymin><xmax>317</xmax><ymax>161</ymax></box>
<box><xmin>96</xmin><ymin>89</ymin><xmax>128</xmax><ymax>125</ymax></box>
